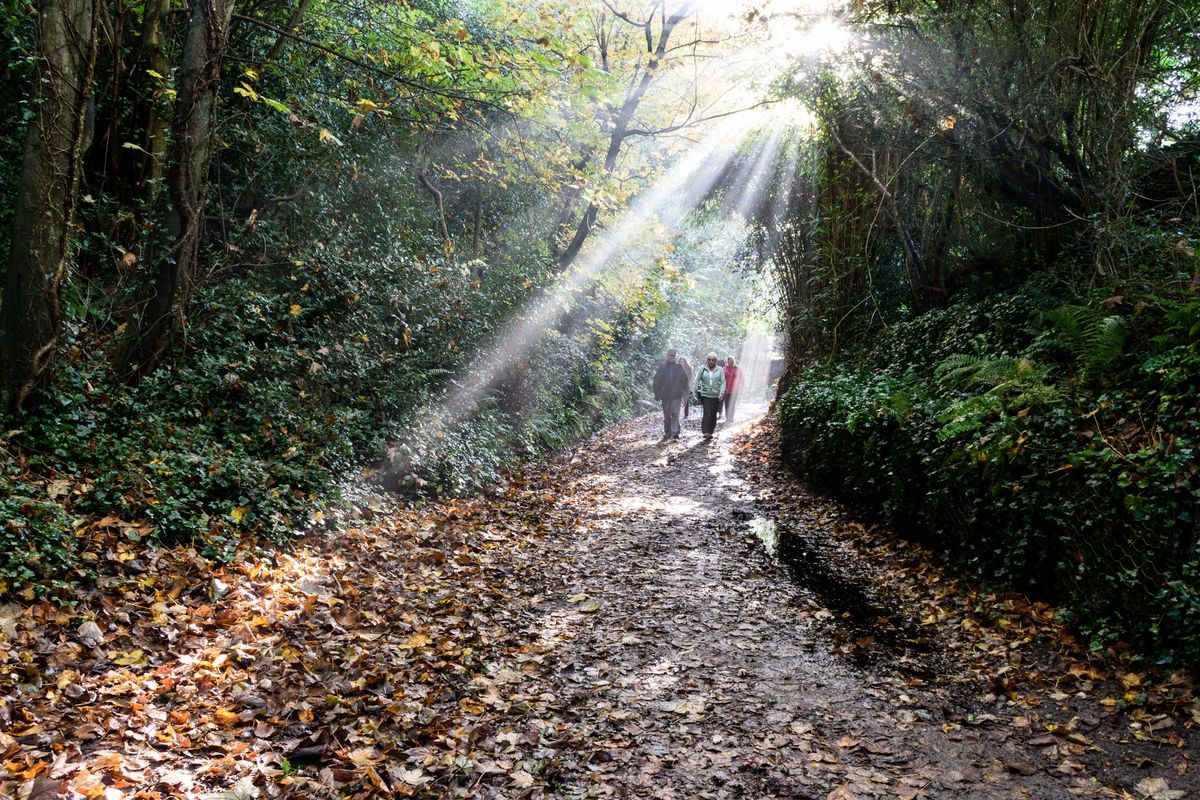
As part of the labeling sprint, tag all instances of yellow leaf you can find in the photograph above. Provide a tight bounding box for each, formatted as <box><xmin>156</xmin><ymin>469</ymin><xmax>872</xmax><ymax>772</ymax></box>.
<box><xmin>233</xmin><ymin>82</ymin><xmax>259</xmax><ymax>101</ymax></box>
<box><xmin>400</xmin><ymin>632</ymin><xmax>432</xmax><ymax>649</ymax></box>
<box><xmin>356</xmin><ymin>98</ymin><xmax>380</xmax><ymax>112</ymax></box>
<box><xmin>213</xmin><ymin>707</ymin><xmax>239</xmax><ymax>727</ymax></box>
<box><xmin>230</xmin><ymin>506</ymin><xmax>248</xmax><ymax>523</ymax></box>
<box><xmin>112</xmin><ymin>649</ymin><xmax>147</xmax><ymax>667</ymax></box>
<box><xmin>289</xmin><ymin>304</ymin><xmax>302</xmax><ymax>316</ymax></box>
<box><xmin>577</xmin><ymin>599</ymin><xmax>601</xmax><ymax>614</ymax></box>
<box><xmin>318</xmin><ymin>128</ymin><xmax>344</xmax><ymax>147</ymax></box>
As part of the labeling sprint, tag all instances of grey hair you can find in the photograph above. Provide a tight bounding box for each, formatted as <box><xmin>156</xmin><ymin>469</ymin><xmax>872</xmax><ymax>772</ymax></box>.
<box><xmin>706</xmin><ymin>351</ymin><xmax>717</xmax><ymax>359</ymax></box>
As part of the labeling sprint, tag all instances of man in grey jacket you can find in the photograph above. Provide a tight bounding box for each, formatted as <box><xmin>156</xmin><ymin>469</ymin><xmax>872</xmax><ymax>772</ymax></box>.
<box><xmin>652</xmin><ymin>349</ymin><xmax>690</xmax><ymax>442</ymax></box>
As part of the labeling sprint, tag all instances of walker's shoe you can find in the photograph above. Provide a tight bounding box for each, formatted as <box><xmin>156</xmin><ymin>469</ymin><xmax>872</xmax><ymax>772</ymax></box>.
<box><xmin>672</xmin><ymin>434</ymin><xmax>680</xmax><ymax>441</ymax></box>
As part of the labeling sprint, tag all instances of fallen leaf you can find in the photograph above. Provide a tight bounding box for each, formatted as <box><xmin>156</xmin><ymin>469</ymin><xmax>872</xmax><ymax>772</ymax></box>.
<box><xmin>1136</xmin><ymin>777</ymin><xmax>1186</xmax><ymax>799</ymax></box>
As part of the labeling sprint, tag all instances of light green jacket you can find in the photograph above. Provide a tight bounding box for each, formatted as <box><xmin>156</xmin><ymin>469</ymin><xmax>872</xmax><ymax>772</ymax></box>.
<box><xmin>694</xmin><ymin>365</ymin><xmax>726</xmax><ymax>398</ymax></box>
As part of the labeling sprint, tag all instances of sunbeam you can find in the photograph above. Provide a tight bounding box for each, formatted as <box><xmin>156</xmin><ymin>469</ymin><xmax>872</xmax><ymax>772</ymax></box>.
<box><xmin>410</xmin><ymin>114</ymin><xmax>755</xmax><ymax>440</ymax></box>
<box><xmin>382</xmin><ymin>0</ymin><xmax>847</xmax><ymax>471</ymax></box>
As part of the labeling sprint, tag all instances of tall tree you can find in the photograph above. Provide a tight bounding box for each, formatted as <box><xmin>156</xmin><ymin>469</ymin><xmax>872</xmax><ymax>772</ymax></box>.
<box><xmin>555</xmin><ymin>0</ymin><xmax>694</xmax><ymax>270</ymax></box>
<box><xmin>0</xmin><ymin>0</ymin><xmax>98</xmax><ymax>412</ymax></box>
<box><xmin>120</xmin><ymin>0</ymin><xmax>237</xmax><ymax>379</ymax></box>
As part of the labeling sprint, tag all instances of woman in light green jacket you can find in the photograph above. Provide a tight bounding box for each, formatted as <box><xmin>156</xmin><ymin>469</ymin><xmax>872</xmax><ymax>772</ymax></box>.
<box><xmin>693</xmin><ymin>352</ymin><xmax>725</xmax><ymax>440</ymax></box>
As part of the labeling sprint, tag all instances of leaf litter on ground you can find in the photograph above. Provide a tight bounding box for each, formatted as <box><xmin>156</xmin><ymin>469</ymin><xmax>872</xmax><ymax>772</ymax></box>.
<box><xmin>0</xmin><ymin>412</ymin><xmax>1198</xmax><ymax>799</ymax></box>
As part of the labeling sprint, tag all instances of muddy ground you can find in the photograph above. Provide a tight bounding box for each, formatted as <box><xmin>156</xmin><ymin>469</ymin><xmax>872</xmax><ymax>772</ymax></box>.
<box><xmin>507</xmin><ymin>408</ymin><xmax>1199</xmax><ymax>798</ymax></box>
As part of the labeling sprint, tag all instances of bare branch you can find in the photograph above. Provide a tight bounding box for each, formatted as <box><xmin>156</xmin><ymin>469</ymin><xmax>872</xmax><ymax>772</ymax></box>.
<box><xmin>622</xmin><ymin>99</ymin><xmax>776</xmax><ymax>139</ymax></box>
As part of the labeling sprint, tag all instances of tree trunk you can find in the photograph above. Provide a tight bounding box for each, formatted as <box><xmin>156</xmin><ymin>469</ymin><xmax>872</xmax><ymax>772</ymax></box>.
<box><xmin>120</xmin><ymin>0</ymin><xmax>236</xmax><ymax>380</ymax></box>
<box><xmin>140</xmin><ymin>0</ymin><xmax>171</xmax><ymax>185</ymax></box>
<box><xmin>263</xmin><ymin>0</ymin><xmax>312</xmax><ymax>64</ymax></box>
<box><xmin>0</xmin><ymin>0</ymin><xmax>98</xmax><ymax>412</ymax></box>
<box><xmin>417</xmin><ymin>166</ymin><xmax>454</xmax><ymax>256</ymax></box>
<box><xmin>471</xmin><ymin>185</ymin><xmax>483</xmax><ymax>258</ymax></box>
<box><xmin>555</xmin><ymin>6</ymin><xmax>688</xmax><ymax>272</ymax></box>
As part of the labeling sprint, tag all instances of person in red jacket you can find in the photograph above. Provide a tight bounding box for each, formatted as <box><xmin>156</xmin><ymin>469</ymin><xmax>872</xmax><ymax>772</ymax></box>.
<box><xmin>723</xmin><ymin>355</ymin><xmax>742</xmax><ymax>424</ymax></box>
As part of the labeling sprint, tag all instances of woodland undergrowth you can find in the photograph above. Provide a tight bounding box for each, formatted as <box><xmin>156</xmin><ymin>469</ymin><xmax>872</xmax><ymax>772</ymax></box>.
<box><xmin>779</xmin><ymin>259</ymin><xmax>1200</xmax><ymax>668</ymax></box>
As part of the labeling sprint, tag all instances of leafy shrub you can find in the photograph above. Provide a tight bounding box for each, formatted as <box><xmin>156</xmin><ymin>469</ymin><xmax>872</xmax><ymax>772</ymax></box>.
<box><xmin>780</xmin><ymin>270</ymin><xmax>1200</xmax><ymax>666</ymax></box>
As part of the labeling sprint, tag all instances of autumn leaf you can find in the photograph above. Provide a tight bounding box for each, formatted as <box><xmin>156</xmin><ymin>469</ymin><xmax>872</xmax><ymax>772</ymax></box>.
<box><xmin>110</xmin><ymin>649</ymin><xmax>147</xmax><ymax>666</ymax></box>
<box><xmin>214</xmin><ymin>707</ymin><xmax>240</xmax><ymax>727</ymax></box>
<box><xmin>77</xmin><ymin>620</ymin><xmax>104</xmax><ymax>648</ymax></box>
<box><xmin>1136</xmin><ymin>777</ymin><xmax>1186</xmax><ymax>800</ymax></box>
<box><xmin>396</xmin><ymin>768</ymin><xmax>430</xmax><ymax>786</ymax></box>
<box><xmin>400</xmin><ymin>631</ymin><xmax>432</xmax><ymax>649</ymax></box>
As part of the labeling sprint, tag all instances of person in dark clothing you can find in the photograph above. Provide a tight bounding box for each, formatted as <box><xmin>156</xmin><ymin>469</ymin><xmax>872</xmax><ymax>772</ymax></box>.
<box><xmin>652</xmin><ymin>348</ymin><xmax>690</xmax><ymax>441</ymax></box>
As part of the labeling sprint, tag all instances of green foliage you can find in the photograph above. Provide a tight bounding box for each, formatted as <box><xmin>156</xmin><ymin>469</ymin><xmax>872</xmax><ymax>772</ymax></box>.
<box><xmin>1038</xmin><ymin>305</ymin><xmax>1129</xmax><ymax>384</ymax></box>
<box><xmin>780</xmin><ymin>270</ymin><xmax>1200</xmax><ymax>667</ymax></box>
<box><xmin>0</xmin><ymin>0</ymin><xmax>36</xmax><ymax>272</ymax></box>
<box><xmin>0</xmin><ymin>462</ymin><xmax>75</xmax><ymax>594</ymax></box>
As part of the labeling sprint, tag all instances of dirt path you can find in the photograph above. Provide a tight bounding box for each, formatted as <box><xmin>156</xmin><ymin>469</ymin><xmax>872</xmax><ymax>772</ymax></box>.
<box><xmin>506</xmin><ymin>408</ymin><xmax>1199</xmax><ymax>798</ymax></box>
<box><xmin>3</xmin><ymin>410</ymin><xmax>1198</xmax><ymax>799</ymax></box>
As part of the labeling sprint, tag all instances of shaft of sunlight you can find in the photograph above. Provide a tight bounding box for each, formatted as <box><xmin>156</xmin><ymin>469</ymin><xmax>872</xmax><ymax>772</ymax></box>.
<box><xmin>737</xmin><ymin>329</ymin><xmax>779</xmax><ymax>404</ymax></box>
<box><xmin>729</xmin><ymin>129</ymin><xmax>785</xmax><ymax>218</ymax></box>
<box><xmin>418</xmin><ymin>115</ymin><xmax>756</xmax><ymax>436</ymax></box>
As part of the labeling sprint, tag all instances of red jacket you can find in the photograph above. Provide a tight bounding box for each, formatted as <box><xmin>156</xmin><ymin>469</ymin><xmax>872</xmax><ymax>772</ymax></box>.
<box><xmin>724</xmin><ymin>364</ymin><xmax>741</xmax><ymax>395</ymax></box>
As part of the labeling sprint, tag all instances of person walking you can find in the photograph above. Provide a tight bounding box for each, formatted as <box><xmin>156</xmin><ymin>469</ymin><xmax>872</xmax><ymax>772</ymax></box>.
<box><xmin>678</xmin><ymin>356</ymin><xmax>694</xmax><ymax>419</ymax></box>
<box><xmin>723</xmin><ymin>355</ymin><xmax>742</xmax><ymax>424</ymax></box>
<box><xmin>652</xmin><ymin>348</ymin><xmax>690</xmax><ymax>442</ymax></box>
<box><xmin>693</xmin><ymin>352</ymin><xmax>726</xmax><ymax>441</ymax></box>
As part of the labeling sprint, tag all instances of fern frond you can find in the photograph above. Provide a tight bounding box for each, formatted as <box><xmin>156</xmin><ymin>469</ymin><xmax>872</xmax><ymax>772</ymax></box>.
<box><xmin>1042</xmin><ymin>304</ymin><xmax>1127</xmax><ymax>382</ymax></box>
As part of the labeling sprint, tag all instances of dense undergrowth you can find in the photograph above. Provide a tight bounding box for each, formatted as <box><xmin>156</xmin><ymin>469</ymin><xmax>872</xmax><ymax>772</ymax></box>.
<box><xmin>779</xmin><ymin>259</ymin><xmax>1200</xmax><ymax>666</ymax></box>
<box><xmin>0</xmin><ymin>246</ymin><xmax>679</xmax><ymax>595</ymax></box>
<box><xmin>1</xmin><ymin>0</ymin><xmax>762</xmax><ymax>598</ymax></box>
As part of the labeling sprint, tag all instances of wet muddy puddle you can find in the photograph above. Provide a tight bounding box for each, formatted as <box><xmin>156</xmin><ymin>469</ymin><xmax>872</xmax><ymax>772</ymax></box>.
<box><xmin>746</xmin><ymin>514</ymin><xmax>937</xmax><ymax>678</ymax></box>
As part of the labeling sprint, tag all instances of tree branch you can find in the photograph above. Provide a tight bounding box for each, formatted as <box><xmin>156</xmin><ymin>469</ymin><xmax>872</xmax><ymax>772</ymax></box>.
<box><xmin>231</xmin><ymin>13</ymin><xmax>513</xmax><ymax>109</ymax></box>
<box><xmin>622</xmin><ymin>99</ymin><xmax>776</xmax><ymax>138</ymax></box>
